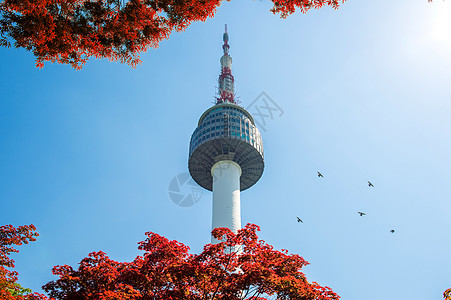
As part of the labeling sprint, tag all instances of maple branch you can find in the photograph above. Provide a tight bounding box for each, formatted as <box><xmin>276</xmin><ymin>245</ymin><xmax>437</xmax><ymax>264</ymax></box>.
<box><xmin>240</xmin><ymin>286</ymin><xmax>252</xmax><ymax>299</ymax></box>
<box><xmin>0</xmin><ymin>0</ymin><xmax>346</xmax><ymax>69</ymax></box>
<box><xmin>209</xmin><ymin>243</ymin><xmax>241</xmax><ymax>299</ymax></box>
<box><xmin>208</xmin><ymin>256</ymin><xmax>230</xmax><ymax>299</ymax></box>
<box><xmin>247</xmin><ymin>285</ymin><xmax>264</xmax><ymax>300</ymax></box>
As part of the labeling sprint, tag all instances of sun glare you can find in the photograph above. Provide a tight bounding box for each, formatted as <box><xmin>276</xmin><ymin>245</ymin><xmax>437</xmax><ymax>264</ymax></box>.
<box><xmin>428</xmin><ymin>2</ymin><xmax>451</xmax><ymax>48</ymax></box>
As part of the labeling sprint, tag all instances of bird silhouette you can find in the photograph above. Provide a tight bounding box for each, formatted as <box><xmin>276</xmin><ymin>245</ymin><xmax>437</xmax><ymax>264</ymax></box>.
<box><xmin>317</xmin><ymin>171</ymin><xmax>324</xmax><ymax>178</ymax></box>
<box><xmin>358</xmin><ymin>212</ymin><xmax>366</xmax><ymax>216</ymax></box>
<box><xmin>368</xmin><ymin>181</ymin><xmax>374</xmax><ymax>187</ymax></box>
<box><xmin>390</xmin><ymin>229</ymin><xmax>395</xmax><ymax>233</ymax></box>
<box><xmin>297</xmin><ymin>217</ymin><xmax>303</xmax><ymax>223</ymax></box>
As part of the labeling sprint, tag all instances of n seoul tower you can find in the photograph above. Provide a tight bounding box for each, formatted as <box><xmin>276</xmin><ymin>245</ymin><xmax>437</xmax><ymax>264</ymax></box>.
<box><xmin>188</xmin><ymin>26</ymin><xmax>264</xmax><ymax>244</ymax></box>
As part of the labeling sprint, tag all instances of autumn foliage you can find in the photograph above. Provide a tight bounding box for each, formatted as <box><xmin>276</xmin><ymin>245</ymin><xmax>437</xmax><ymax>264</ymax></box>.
<box><xmin>444</xmin><ymin>288</ymin><xmax>451</xmax><ymax>300</ymax></box>
<box><xmin>0</xmin><ymin>224</ymin><xmax>47</xmax><ymax>300</ymax></box>
<box><xmin>0</xmin><ymin>0</ymin><xmax>344</xmax><ymax>69</ymax></box>
<box><xmin>1</xmin><ymin>223</ymin><xmax>340</xmax><ymax>299</ymax></box>
<box><xmin>41</xmin><ymin>223</ymin><xmax>339</xmax><ymax>299</ymax></box>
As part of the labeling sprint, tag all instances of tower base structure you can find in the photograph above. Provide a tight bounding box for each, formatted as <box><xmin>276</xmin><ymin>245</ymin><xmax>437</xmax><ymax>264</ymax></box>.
<box><xmin>211</xmin><ymin>160</ymin><xmax>241</xmax><ymax>244</ymax></box>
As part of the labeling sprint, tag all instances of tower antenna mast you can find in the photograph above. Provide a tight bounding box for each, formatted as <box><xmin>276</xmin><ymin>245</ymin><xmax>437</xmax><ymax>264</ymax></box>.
<box><xmin>217</xmin><ymin>24</ymin><xmax>235</xmax><ymax>104</ymax></box>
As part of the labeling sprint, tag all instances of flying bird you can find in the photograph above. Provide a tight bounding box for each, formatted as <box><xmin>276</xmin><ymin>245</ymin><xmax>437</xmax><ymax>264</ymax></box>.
<box><xmin>317</xmin><ymin>171</ymin><xmax>324</xmax><ymax>178</ymax></box>
<box><xmin>358</xmin><ymin>212</ymin><xmax>366</xmax><ymax>216</ymax></box>
<box><xmin>368</xmin><ymin>181</ymin><xmax>374</xmax><ymax>187</ymax></box>
<box><xmin>390</xmin><ymin>229</ymin><xmax>395</xmax><ymax>233</ymax></box>
<box><xmin>297</xmin><ymin>217</ymin><xmax>303</xmax><ymax>223</ymax></box>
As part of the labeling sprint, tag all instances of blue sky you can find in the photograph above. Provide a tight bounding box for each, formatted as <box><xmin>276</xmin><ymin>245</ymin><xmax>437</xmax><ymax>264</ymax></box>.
<box><xmin>1</xmin><ymin>0</ymin><xmax>451</xmax><ymax>299</ymax></box>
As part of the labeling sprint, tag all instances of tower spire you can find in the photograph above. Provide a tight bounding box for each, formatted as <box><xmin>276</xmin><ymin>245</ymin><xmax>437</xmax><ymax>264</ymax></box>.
<box><xmin>222</xmin><ymin>24</ymin><xmax>229</xmax><ymax>55</ymax></box>
<box><xmin>217</xmin><ymin>24</ymin><xmax>235</xmax><ymax>104</ymax></box>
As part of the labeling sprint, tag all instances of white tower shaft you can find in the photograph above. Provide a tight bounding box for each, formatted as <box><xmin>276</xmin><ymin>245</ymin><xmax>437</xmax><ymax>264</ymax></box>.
<box><xmin>211</xmin><ymin>160</ymin><xmax>242</xmax><ymax>244</ymax></box>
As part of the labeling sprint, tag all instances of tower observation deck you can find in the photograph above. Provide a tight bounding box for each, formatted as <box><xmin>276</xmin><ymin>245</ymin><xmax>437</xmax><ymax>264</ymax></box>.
<box><xmin>188</xmin><ymin>26</ymin><xmax>264</xmax><ymax>243</ymax></box>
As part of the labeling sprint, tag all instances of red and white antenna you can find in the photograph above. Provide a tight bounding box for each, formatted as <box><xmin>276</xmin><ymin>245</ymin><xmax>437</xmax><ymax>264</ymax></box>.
<box><xmin>216</xmin><ymin>24</ymin><xmax>235</xmax><ymax>105</ymax></box>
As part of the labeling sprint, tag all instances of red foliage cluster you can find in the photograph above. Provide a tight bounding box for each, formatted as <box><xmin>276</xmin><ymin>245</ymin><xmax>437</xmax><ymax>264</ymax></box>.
<box><xmin>0</xmin><ymin>224</ymin><xmax>47</xmax><ymax>300</ymax></box>
<box><xmin>1</xmin><ymin>223</ymin><xmax>339</xmax><ymax>299</ymax></box>
<box><xmin>0</xmin><ymin>0</ymin><xmax>345</xmax><ymax>69</ymax></box>
<box><xmin>444</xmin><ymin>288</ymin><xmax>451</xmax><ymax>300</ymax></box>
<box><xmin>43</xmin><ymin>224</ymin><xmax>340</xmax><ymax>299</ymax></box>
<box><xmin>270</xmin><ymin>0</ymin><xmax>341</xmax><ymax>17</ymax></box>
